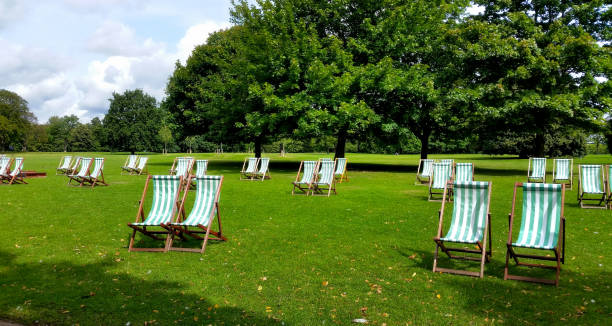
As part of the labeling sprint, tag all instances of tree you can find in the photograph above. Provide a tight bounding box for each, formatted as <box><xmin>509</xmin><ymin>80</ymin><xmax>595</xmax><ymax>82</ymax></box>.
<box><xmin>0</xmin><ymin>89</ymin><xmax>36</xmax><ymax>151</ymax></box>
<box><xmin>48</xmin><ymin>115</ymin><xmax>79</xmax><ymax>152</ymax></box>
<box><xmin>69</xmin><ymin>124</ymin><xmax>100</xmax><ymax>152</ymax></box>
<box><xmin>158</xmin><ymin>125</ymin><xmax>172</xmax><ymax>154</ymax></box>
<box><xmin>103</xmin><ymin>89</ymin><xmax>165</xmax><ymax>153</ymax></box>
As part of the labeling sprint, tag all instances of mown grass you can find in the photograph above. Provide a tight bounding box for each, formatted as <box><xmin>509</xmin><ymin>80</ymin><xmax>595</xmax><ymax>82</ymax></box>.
<box><xmin>0</xmin><ymin>152</ymin><xmax>610</xmax><ymax>325</ymax></box>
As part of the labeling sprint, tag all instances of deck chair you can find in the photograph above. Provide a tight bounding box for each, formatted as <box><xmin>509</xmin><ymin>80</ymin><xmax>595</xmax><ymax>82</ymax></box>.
<box><xmin>429</xmin><ymin>162</ymin><xmax>453</xmax><ymax>201</ymax></box>
<box><xmin>312</xmin><ymin>160</ymin><xmax>336</xmax><ymax>196</ymax></box>
<box><xmin>505</xmin><ymin>183</ymin><xmax>565</xmax><ymax>286</ymax></box>
<box><xmin>577</xmin><ymin>164</ymin><xmax>606</xmax><ymax>209</ymax></box>
<box><xmin>56</xmin><ymin>156</ymin><xmax>72</xmax><ymax>175</ymax></box>
<box><xmin>168</xmin><ymin>175</ymin><xmax>226</xmax><ymax>253</ymax></box>
<box><xmin>121</xmin><ymin>155</ymin><xmax>139</xmax><ymax>175</ymax></box>
<box><xmin>292</xmin><ymin>160</ymin><xmax>318</xmax><ymax>195</ymax></box>
<box><xmin>454</xmin><ymin>163</ymin><xmax>474</xmax><ymax>182</ymax></box>
<box><xmin>253</xmin><ymin>157</ymin><xmax>270</xmax><ymax>181</ymax></box>
<box><xmin>170</xmin><ymin>157</ymin><xmax>194</xmax><ymax>188</ymax></box>
<box><xmin>527</xmin><ymin>157</ymin><xmax>546</xmax><ymax>183</ymax></box>
<box><xmin>67</xmin><ymin>157</ymin><xmax>92</xmax><ymax>186</ymax></box>
<box><xmin>1</xmin><ymin>157</ymin><xmax>26</xmax><ymax>185</ymax></box>
<box><xmin>433</xmin><ymin>181</ymin><xmax>492</xmax><ymax>278</ymax></box>
<box><xmin>67</xmin><ymin>157</ymin><xmax>81</xmax><ymax>175</ymax></box>
<box><xmin>441</xmin><ymin>159</ymin><xmax>454</xmax><ymax>178</ymax></box>
<box><xmin>608</xmin><ymin>165</ymin><xmax>612</xmax><ymax>210</ymax></box>
<box><xmin>128</xmin><ymin>175</ymin><xmax>182</xmax><ymax>252</ymax></box>
<box><xmin>416</xmin><ymin>159</ymin><xmax>435</xmax><ymax>185</ymax></box>
<box><xmin>240</xmin><ymin>157</ymin><xmax>259</xmax><ymax>180</ymax></box>
<box><xmin>82</xmin><ymin>158</ymin><xmax>107</xmax><ymax>188</ymax></box>
<box><xmin>552</xmin><ymin>159</ymin><xmax>573</xmax><ymax>190</ymax></box>
<box><xmin>0</xmin><ymin>156</ymin><xmax>11</xmax><ymax>176</ymax></box>
<box><xmin>131</xmin><ymin>157</ymin><xmax>148</xmax><ymax>175</ymax></box>
<box><xmin>334</xmin><ymin>158</ymin><xmax>348</xmax><ymax>183</ymax></box>
<box><xmin>193</xmin><ymin>160</ymin><xmax>208</xmax><ymax>178</ymax></box>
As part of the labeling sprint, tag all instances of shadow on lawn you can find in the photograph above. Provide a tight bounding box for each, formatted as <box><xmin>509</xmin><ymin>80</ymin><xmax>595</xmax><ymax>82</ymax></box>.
<box><xmin>397</xmin><ymin>248</ymin><xmax>609</xmax><ymax>323</ymax></box>
<box><xmin>0</xmin><ymin>250</ymin><xmax>284</xmax><ymax>326</ymax></box>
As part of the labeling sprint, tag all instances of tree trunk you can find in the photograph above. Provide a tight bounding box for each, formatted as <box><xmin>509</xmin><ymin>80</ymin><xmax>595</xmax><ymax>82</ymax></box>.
<box><xmin>534</xmin><ymin>132</ymin><xmax>545</xmax><ymax>157</ymax></box>
<box><xmin>334</xmin><ymin>129</ymin><xmax>348</xmax><ymax>160</ymax></box>
<box><xmin>254</xmin><ymin>137</ymin><xmax>262</xmax><ymax>158</ymax></box>
<box><xmin>419</xmin><ymin>129</ymin><xmax>431</xmax><ymax>159</ymax></box>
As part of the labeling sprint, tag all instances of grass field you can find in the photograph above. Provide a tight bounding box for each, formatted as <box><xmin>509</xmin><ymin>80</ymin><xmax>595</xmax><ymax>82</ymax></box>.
<box><xmin>0</xmin><ymin>152</ymin><xmax>610</xmax><ymax>325</ymax></box>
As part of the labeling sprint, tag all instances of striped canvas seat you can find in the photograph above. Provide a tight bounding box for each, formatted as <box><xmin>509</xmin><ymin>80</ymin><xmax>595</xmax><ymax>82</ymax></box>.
<box><xmin>168</xmin><ymin>175</ymin><xmax>226</xmax><ymax>253</ymax></box>
<box><xmin>292</xmin><ymin>161</ymin><xmax>318</xmax><ymax>195</ymax></box>
<box><xmin>440</xmin><ymin>159</ymin><xmax>454</xmax><ymax>178</ymax></box>
<box><xmin>454</xmin><ymin>163</ymin><xmax>473</xmax><ymax>182</ymax></box>
<box><xmin>245</xmin><ymin>158</ymin><xmax>257</xmax><ymax>173</ymax></box>
<box><xmin>57</xmin><ymin>156</ymin><xmax>72</xmax><ymax>174</ymax></box>
<box><xmin>528</xmin><ymin>158</ymin><xmax>546</xmax><ymax>181</ymax></box>
<box><xmin>254</xmin><ymin>157</ymin><xmax>270</xmax><ymax>180</ymax></box>
<box><xmin>122</xmin><ymin>155</ymin><xmax>138</xmax><ymax>175</ymax></box>
<box><xmin>513</xmin><ymin>183</ymin><xmax>563</xmax><ymax>250</ymax></box>
<box><xmin>2</xmin><ymin>157</ymin><xmax>26</xmax><ymax>184</ymax></box>
<box><xmin>608</xmin><ymin>165</ymin><xmax>612</xmax><ymax>209</ymax></box>
<box><xmin>553</xmin><ymin>159</ymin><xmax>571</xmax><ymax>180</ymax></box>
<box><xmin>240</xmin><ymin>157</ymin><xmax>259</xmax><ymax>180</ymax></box>
<box><xmin>83</xmin><ymin>158</ymin><xmax>107</xmax><ymax>187</ymax></box>
<box><xmin>431</xmin><ymin>163</ymin><xmax>452</xmax><ymax>190</ymax></box>
<box><xmin>131</xmin><ymin>176</ymin><xmax>181</xmax><ymax>226</ymax></box>
<box><xmin>68</xmin><ymin>157</ymin><xmax>81</xmax><ymax>174</ymax></box>
<box><xmin>419</xmin><ymin>159</ymin><xmax>434</xmax><ymax>177</ymax></box>
<box><xmin>0</xmin><ymin>156</ymin><xmax>11</xmax><ymax>175</ymax></box>
<box><xmin>580</xmin><ymin>165</ymin><xmax>604</xmax><ymax>194</ymax></box>
<box><xmin>312</xmin><ymin>160</ymin><xmax>336</xmax><ymax>196</ymax></box>
<box><xmin>334</xmin><ymin>158</ymin><xmax>348</xmax><ymax>183</ymax></box>
<box><xmin>297</xmin><ymin>161</ymin><xmax>317</xmax><ymax>184</ymax></box>
<box><xmin>171</xmin><ymin>157</ymin><xmax>194</xmax><ymax>180</ymax></box>
<box><xmin>195</xmin><ymin>160</ymin><xmax>208</xmax><ymax>178</ymax></box>
<box><xmin>441</xmin><ymin>181</ymin><xmax>489</xmax><ymax>244</ymax></box>
<box><xmin>132</xmin><ymin>157</ymin><xmax>148</xmax><ymax>175</ymax></box>
<box><xmin>68</xmin><ymin>158</ymin><xmax>92</xmax><ymax>186</ymax></box>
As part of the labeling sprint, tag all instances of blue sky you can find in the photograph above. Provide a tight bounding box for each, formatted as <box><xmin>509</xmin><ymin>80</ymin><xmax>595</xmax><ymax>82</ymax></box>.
<box><xmin>0</xmin><ymin>0</ymin><xmax>235</xmax><ymax>122</ymax></box>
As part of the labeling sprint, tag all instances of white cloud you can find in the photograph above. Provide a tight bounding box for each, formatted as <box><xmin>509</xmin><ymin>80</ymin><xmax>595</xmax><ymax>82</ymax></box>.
<box><xmin>0</xmin><ymin>0</ymin><xmax>24</xmax><ymax>29</ymax></box>
<box><xmin>87</xmin><ymin>21</ymin><xmax>165</xmax><ymax>56</ymax></box>
<box><xmin>0</xmin><ymin>38</ymin><xmax>67</xmax><ymax>85</ymax></box>
<box><xmin>177</xmin><ymin>21</ymin><xmax>231</xmax><ymax>64</ymax></box>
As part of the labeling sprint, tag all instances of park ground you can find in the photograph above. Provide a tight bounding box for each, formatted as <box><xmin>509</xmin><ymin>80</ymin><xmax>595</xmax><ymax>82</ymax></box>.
<box><xmin>0</xmin><ymin>153</ymin><xmax>610</xmax><ymax>325</ymax></box>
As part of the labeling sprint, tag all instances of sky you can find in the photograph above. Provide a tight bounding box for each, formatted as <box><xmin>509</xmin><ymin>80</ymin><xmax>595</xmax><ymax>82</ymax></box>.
<box><xmin>0</xmin><ymin>0</ymin><xmax>234</xmax><ymax>123</ymax></box>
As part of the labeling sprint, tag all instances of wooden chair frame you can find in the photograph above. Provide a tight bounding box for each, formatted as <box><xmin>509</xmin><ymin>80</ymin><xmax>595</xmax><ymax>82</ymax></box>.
<box><xmin>504</xmin><ymin>182</ymin><xmax>566</xmax><ymax>286</ymax></box>
<box><xmin>167</xmin><ymin>175</ymin><xmax>227</xmax><ymax>253</ymax></box>
<box><xmin>577</xmin><ymin>164</ymin><xmax>607</xmax><ymax>209</ymax></box>
<box><xmin>552</xmin><ymin>158</ymin><xmax>573</xmax><ymax>190</ymax></box>
<box><xmin>416</xmin><ymin>159</ymin><xmax>435</xmax><ymax>185</ymax></box>
<box><xmin>527</xmin><ymin>157</ymin><xmax>546</xmax><ymax>183</ymax></box>
<box><xmin>67</xmin><ymin>158</ymin><xmax>93</xmax><ymax>187</ymax></box>
<box><xmin>334</xmin><ymin>158</ymin><xmax>349</xmax><ymax>183</ymax></box>
<box><xmin>433</xmin><ymin>182</ymin><xmax>492</xmax><ymax>278</ymax></box>
<box><xmin>2</xmin><ymin>158</ymin><xmax>27</xmax><ymax>185</ymax></box>
<box><xmin>240</xmin><ymin>157</ymin><xmax>260</xmax><ymax>180</ymax></box>
<box><xmin>56</xmin><ymin>156</ymin><xmax>72</xmax><ymax>175</ymax></box>
<box><xmin>66</xmin><ymin>157</ymin><xmax>81</xmax><ymax>175</ymax></box>
<box><xmin>127</xmin><ymin>175</ymin><xmax>182</xmax><ymax>252</ymax></box>
<box><xmin>312</xmin><ymin>160</ymin><xmax>337</xmax><ymax>197</ymax></box>
<box><xmin>292</xmin><ymin>161</ymin><xmax>319</xmax><ymax>195</ymax></box>
<box><xmin>130</xmin><ymin>157</ymin><xmax>148</xmax><ymax>175</ymax></box>
<box><xmin>82</xmin><ymin>158</ymin><xmax>108</xmax><ymax>188</ymax></box>
<box><xmin>121</xmin><ymin>155</ymin><xmax>139</xmax><ymax>175</ymax></box>
<box><xmin>0</xmin><ymin>157</ymin><xmax>13</xmax><ymax>180</ymax></box>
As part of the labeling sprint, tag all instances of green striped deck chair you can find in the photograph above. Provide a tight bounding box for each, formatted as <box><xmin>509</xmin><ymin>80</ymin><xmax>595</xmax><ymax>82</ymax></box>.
<box><xmin>67</xmin><ymin>157</ymin><xmax>92</xmax><ymax>187</ymax></box>
<box><xmin>254</xmin><ymin>157</ymin><xmax>271</xmax><ymax>181</ymax></box>
<box><xmin>292</xmin><ymin>160</ymin><xmax>318</xmax><ymax>195</ymax></box>
<box><xmin>505</xmin><ymin>183</ymin><xmax>566</xmax><ymax>286</ymax></box>
<box><xmin>170</xmin><ymin>157</ymin><xmax>194</xmax><ymax>187</ymax></box>
<box><xmin>1</xmin><ymin>157</ymin><xmax>26</xmax><ymax>185</ymax></box>
<box><xmin>240</xmin><ymin>157</ymin><xmax>259</xmax><ymax>180</ymax></box>
<box><xmin>56</xmin><ymin>155</ymin><xmax>72</xmax><ymax>175</ymax></box>
<box><xmin>82</xmin><ymin>158</ymin><xmax>107</xmax><ymax>188</ymax></box>
<box><xmin>0</xmin><ymin>156</ymin><xmax>11</xmax><ymax>176</ymax></box>
<box><xmin>527</xmin><ymin>157</ymin><xmax>546</xmax><ymax>183</ymax></box>
<box><xmin>416</xmin><ymin>159</ymin><xmax>434</xmax><ymax>185</ymax></box>
<box><xmin>67</xmin><ymin>156</ymin><xmax>81</xmax><ymax>175</ymax></box>
<box><xmin>577</xmin><ymin>164</ymin><xmax>606</xmax><ymax>209</ymax></box>
<box><xmin>312</xmin><ymin>160</ymin><xmax>337</xmax><ymax>196</ymax></box>
<box><xmin>552</xmin><ymin>159</ymin><xmax>573</xmax><ymax>190</ymax></box>
<box><xmin>169</xmin><ymin>175</ymin><xmax>226</xmax><ymax>253</ymax></box>
<box><xmin>433</xmin><ymin>181</ymin><xmax>492</xmax><ymax>278</ymax></box>
<box><xmin>128</xmin><ymin>175</ymin><xmax>182</xmax><ymax>252</ymax></box>
<box><xmin>441</xmin><ymin>159</ymin><xmax>454</xmax><ymax>179</ymax></box>
<box><xmin>194</xmin><ymin>160</ymin><xmax>208</xmax><ymax>178</ymax></box>
<box><xmin>608</xmin><ymin>165</ymin><xmax>612</xmax><ymax>209</ymax></box>
<box><xmin>121</xmin><ymin>155</ymin><xmax>138</xmax><ymax>175</ymax></box>
<box><xmin>429</xmin><ymin>162</ymin><xmax>452</xmax><ymax>201</ymax></box>
<box><xmin>334</xmin><ymin>158</ymin><xmax>348</xmax><ymax>183</ymax></box>
<box><xmin>131</xmin><ymin>156</ymin><xmax>148</xmax><ymax>175</ymax></box>
<box><xmin>454</xmin><ymin>163</ymin><xmax>474</xmax><ymax>182</ymax></box>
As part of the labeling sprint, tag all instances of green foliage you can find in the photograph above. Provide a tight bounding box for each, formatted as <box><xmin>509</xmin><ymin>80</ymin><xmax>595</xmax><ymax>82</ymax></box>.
<box><xmin>47</xmin><ymin>115</ymin><xmax>79</xmax><ymax>152</ymax></box>
<box><xmin>0</xmin><ymin>89</ymin><xmax>35</xmax><ymax>151</ymax></box>
<box><xmin>104</xmin><ymin>89</ymin><xmax>164</xmax><ymax>153</ymax></box>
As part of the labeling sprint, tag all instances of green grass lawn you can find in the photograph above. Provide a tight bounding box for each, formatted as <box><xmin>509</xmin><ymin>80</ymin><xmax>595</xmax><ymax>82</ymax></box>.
<box><xmin>0</xmin><ymin>152</ymin><xmax>610</xmax><ymax>325</ymax></box>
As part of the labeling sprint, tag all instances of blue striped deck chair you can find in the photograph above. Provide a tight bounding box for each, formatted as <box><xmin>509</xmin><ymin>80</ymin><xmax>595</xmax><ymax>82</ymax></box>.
<box><xmin>121</xmin><ymin>155</ymin><xmax>138</xmax><ymax>175</ymax></box>
<box><xmin>169</xmin><ymin>175</ymin><xmax>226</xmax><ymax>253</ymax></box>
<box><xmin>254</xmin><ymin>157</ymin><xmax>271</xmax><ymax>181</ymax></box>
<box><xmin>552</xmin><ymin>159</ymin><xmax>573</xmax><ymax>190</ymax></box>
<box><xmin>505</xmin><ymin>183</ymin><xmax>566</xmax><ymax>286</ymax></box>
<box><xmin>577</xmin><ymin>164</ymin><xmax>606</xmax><ymax>209</ymax></box>
<box><xmin>67</xmin><ymin>157</ymin><xmax>92</xmax><ymax>187</ymax></box>
<box><xmin>240</xmin><ymin>157</ymin><xmax>259</xmax><ymax>180</ymax></box>
<box><xmin>0</xmin><ymin>156</ymin><xmax>12</xmax><ymax>176</ymax></box>
<box><xmin>433</xmin><ymin>181</ymin><xmax>492</xmax><ymax>278</ymax></box>
<box><xmin>82</xmin><ymin>158</ymin><xmax>107</xmax><ymax>188</ymax></box>
<box><xmin>1</xmin><ymin>157</ymin><xmax>26</xmax><ymax>185</ymax></box>
<box><xmin>416</xmin><ymin>159</ymin><xmax>435</xmax><ymax>185</ymax></box>
<box><xmin>429</xmin><ymin>162</ymin><xmax>453</xmax><ymax>201</ymax></box>
<box><xmin>128</xmin><ymin>175</ymin><xmax>182</xmax><ymax>252</ymax></box>
<box><xmin>312</xmin><ymin>160</ymin><xmax>336</xmax><ymax>196</ymax></box>
<box><xmin>292</xmin><ymin>161</ymin><xmax>318</xmax><ymax>195</ymax></box>
<box><xmin>527</xmin><ymin>157</ymin><xmax>546</xmax><ymax>183</ymax></box>
<box><xmin>56</xmin><ymin>155</ymin><xmax>72</xmax><ymax>175</ymax></box>
<box><xmin>608</xmin><ymin>165</ymin><xmax>612</xmax><ymax>210</ymax></box>
<box><xmin>131</xmin><ymin>157</ymin><xmax>148</xmax><ymax>175</ymax></box>
<box><xmin>334</xmin><ymin>158</ymin><xmax>348</xmax><ymax>183</ymax></box>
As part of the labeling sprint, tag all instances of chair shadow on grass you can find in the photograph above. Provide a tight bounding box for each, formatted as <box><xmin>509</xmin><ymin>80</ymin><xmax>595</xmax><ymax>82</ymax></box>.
<box><xmin>0</xmin><ymin>250</ymin><xmax>284</xmax><ymax>326</ymax></box>
<box><xmin>395</xmin><ymin>248</ymin><xmax>610</xmax><ymax>323</ymax></box>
